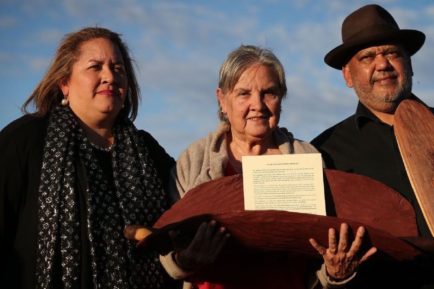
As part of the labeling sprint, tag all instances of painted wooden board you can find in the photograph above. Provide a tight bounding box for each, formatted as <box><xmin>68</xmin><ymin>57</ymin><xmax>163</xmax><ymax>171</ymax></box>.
<box><xmin>394</xmin><ymin>99</ymin><xmax>434</xmax><ymax>235</ymax></box>
<box><xmin>137</xmin><ymin>171</ymin><xmax>421</xmax><ymax>261</ymax></box>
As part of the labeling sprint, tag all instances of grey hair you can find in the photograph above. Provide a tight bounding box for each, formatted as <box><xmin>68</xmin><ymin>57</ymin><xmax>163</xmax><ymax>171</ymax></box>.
<box><xmin>217</xmin><ymin>44</ymin><xmax>287</xmax><ymax>121</ymax></box>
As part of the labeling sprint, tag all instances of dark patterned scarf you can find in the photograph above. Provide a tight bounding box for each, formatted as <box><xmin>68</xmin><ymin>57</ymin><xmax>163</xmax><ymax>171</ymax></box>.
<box><xmin>35</xmin><ymin>106</ymin><xmax>170</xmax><ymax>289</ymax></box>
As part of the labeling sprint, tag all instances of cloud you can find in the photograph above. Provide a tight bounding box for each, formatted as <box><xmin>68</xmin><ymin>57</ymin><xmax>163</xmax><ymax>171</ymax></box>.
<box><xmin>0</xmin><ymin>14</ymin><xmax>17</xmax><ymax>28</ymax></box>
<box><xmin>134</xmin><ymin>51</ymin><xmax>221</xmax><ymax>157</ymax></box>
<box><xmin>1</xmin><ymin>0</ymin><xmax>433</xmax><ymax>158</ymax></box>
<box><xmin>30</xmin><ymin>56</ymin><xmax>52</xmax><ymax>71</ymax></box>
<box><xmin>427</xmin><ymin>5</ymin><xmax>434</xmax><ymax>17</ymax></box>
<box><xmin>34</xmin><ymin>29</ymin><xmax>64</xmax><ymax>45</ymax></box>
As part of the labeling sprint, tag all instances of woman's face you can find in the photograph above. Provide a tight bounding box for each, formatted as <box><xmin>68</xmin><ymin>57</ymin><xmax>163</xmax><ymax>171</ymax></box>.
<box><xmin>217</xmin><ymin>64</ymin><xmax>282</xmax><ymax>142</ymax></box>
<box><xmin>60</xmin><ymin>37</ymin><xmax>128</xmax><ymax>126</ymax></box>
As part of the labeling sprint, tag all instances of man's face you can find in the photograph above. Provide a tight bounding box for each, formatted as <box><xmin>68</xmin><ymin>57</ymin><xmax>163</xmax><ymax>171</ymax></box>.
<box><xmin>342</xmin><ymin>44</ymin><xmax>413</xmax><ymax>114</ymax></box>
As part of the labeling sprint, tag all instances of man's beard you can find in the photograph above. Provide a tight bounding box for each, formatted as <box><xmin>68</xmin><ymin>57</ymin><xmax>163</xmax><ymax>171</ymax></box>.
<box><xmin>354</xmin><ymin>69</ymin><xmax>413</xmax><ymax>113</ymax></box>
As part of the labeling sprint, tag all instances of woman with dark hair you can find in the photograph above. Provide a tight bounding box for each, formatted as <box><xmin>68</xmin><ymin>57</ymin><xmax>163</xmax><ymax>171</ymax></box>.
<box><xmin>0</xmin><ymin>27</ymin><xmax>179</xmax><ymax>289</ymax></box>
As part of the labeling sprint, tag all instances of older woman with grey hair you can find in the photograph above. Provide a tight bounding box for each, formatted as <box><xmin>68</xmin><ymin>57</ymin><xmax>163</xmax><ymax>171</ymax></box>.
<box><xmin>176</xmin><ymin>45</ymin><xmax>314</xmax><ymax>194</ymax></box>
<box><xmin>155</xmin><ymin>45</ymin><xmax>376</xmax><ymax>289</ymax></box>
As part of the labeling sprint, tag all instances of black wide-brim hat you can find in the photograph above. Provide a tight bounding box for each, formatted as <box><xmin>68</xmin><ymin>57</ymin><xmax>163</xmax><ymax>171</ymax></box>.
<box><xmin>325</xmin><ymin>4</ymin><xmax>425</xmax><ymax>70</ymax></box>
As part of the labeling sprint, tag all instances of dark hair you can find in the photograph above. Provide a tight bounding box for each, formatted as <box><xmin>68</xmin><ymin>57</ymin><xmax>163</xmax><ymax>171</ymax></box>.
<box><xmin>22</xmin><ymin>26</ymin><xmax>140</xmax><ymax>120</ymax></box>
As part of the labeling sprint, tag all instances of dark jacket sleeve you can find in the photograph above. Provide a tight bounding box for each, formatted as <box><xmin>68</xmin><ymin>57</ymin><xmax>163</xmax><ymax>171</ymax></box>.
<box><xmin>0</xmin><ymin>115</ymin><xmax>47</xmax><ymax>288</ymax></box>
<box><xmin>0</xmin><ymin>118</ymin><xmax>23</xmax><ymax>283</ymax></box>
<box><xmin>138</xmin><ymin>130</ymin><xmax>176</xmax><ymax>202</ymax></box>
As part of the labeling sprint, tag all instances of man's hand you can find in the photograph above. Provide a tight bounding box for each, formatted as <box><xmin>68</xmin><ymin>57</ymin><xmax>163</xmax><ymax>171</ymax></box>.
<box><xmin>309</xmin><ymin>223</ymin><xmax>377</xmax><ymax>280</ymax></box>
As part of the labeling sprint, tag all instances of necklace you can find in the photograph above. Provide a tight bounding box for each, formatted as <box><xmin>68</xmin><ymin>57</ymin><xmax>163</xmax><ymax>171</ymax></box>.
<box><xmin>89</xmin><ymin>141</ymin><xmax>113</xmax><ymax>152</ymax></box>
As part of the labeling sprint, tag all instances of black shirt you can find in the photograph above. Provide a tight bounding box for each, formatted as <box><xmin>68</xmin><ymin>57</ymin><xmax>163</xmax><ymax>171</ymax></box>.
<box><xmin>312</xmin><ymin>100</ymin><xmax>434</xmax><ymax>289</ymax></box>
<box><xmin>311</xmin><ymin>101</ymin><xmax>431</xmax><ymax>237</ymax></box>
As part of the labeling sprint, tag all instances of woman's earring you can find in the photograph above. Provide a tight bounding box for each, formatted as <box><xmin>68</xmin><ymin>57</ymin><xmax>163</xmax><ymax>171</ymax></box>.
<box><xmin>61</xmin><ymin>98</ymin><xmax>69</xmax><ymax>106</ymax></box>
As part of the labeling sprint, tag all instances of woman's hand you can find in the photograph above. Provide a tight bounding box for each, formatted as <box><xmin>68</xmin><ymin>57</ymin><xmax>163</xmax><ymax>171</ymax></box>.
<box><xmin>171</xmin><ymin>220</ymin><xmax>230</xmax><ymax>272</ymax></box>
<box><xmin>123</xmin><ymin>224</ymin><xmax>153</xmax><ymax>241</ymax></box>
<box><xmin>309</xmin><ymin>223</ymin><xmax>377</xmax><ymax>280</ymax></box>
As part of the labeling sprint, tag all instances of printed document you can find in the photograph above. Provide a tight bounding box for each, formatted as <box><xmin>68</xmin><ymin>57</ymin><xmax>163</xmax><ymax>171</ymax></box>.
<box><xmin>242</xmin><ymin>153</ymin><xmax>325</xmax><ymax>215</ymax></box>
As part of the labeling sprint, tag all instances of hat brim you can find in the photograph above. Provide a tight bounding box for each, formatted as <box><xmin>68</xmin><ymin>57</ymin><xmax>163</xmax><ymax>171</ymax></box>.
<box><xmin>325</xmin><ymin>29</ymin><xmax>425</xmax><ymax>69</ymax></box>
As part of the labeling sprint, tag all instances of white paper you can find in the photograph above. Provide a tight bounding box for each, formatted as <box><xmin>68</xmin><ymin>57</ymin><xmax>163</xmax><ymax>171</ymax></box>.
<box><xmin>242</xmin><ymin>153</ymin><xmax>326</xmax><ymax>216</ymax></box>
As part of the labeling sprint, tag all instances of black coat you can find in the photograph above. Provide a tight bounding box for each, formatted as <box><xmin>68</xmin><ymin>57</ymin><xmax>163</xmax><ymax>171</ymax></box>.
<box><xmin>0</xmin><ymin>114</ymin><xmax>177</xmax><ymax>289</ymax></box>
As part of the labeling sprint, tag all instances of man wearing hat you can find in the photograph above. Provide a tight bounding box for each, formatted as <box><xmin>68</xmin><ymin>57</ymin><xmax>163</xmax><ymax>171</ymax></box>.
<box><xmin>312</xmin><ymin>4</ymin><xmax>433</xmax><ymax>289</ymax></box>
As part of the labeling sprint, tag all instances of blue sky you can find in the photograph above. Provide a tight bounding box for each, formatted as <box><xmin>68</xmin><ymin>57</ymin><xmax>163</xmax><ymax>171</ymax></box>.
<box><xmin>1</xmin><ymin>0</ymin><xmax>433</xmax><ymax>158</ymax></box>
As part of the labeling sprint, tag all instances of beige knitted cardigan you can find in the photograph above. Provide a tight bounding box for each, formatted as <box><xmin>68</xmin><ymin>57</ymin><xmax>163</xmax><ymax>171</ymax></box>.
<box><xmin>172</xmin><ymin>122</ymin><xmax>318</xmax><ymax>197</ymax></box>
<box><xmin>162</xmin><ymin>123</ymin><xmax>350</xmax><ymax>289</ymax></box>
